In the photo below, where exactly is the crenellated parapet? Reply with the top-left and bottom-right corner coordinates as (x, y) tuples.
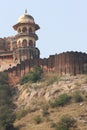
(4, 51), (87, 86)
(54, 51), (87, 75)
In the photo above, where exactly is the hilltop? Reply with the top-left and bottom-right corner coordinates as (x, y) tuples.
(13, 73), (87, 130)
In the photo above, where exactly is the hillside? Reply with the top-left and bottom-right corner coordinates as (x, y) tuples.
(13, 74), (87, 130)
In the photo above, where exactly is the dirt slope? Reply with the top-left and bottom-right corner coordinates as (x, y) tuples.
(13, 74), (87, 130)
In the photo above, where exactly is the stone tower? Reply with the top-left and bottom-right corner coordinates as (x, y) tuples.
(13, 11), (40, 64)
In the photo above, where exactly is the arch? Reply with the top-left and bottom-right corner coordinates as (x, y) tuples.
(29, 27), (33, 33)
(22, 39), (27, 47)
(22, 27), (27, 33)
(18, 28), (21, 33)
(18, 40), (21, 47)
(29, 40), (33, 47)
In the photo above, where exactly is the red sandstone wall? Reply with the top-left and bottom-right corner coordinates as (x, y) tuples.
(54, 52), (87, 75)
(4, 52), (87, 86)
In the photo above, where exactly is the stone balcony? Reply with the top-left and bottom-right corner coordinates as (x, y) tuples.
(15, 32), (38, 40)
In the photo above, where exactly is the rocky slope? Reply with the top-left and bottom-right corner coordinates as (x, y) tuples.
(13, 74), (87, 130)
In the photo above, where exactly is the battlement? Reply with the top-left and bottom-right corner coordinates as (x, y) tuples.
(4, 51), (87, 86)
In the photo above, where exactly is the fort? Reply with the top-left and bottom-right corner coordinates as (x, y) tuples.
(0, 11), (87, 86)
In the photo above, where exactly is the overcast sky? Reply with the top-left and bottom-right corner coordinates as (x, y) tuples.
(0, 0), (87, 58)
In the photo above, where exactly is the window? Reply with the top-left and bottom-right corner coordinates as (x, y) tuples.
(18, 28), (21, 33)
(29, 40), (33, 47)
(22, 39), (27, 47)
(29, 27), (32, 33)
(22, 27), (27, 33)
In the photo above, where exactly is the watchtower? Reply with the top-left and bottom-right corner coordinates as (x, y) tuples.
(13, 10), (40, 63)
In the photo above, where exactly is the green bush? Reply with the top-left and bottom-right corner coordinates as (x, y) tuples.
(0, 108), (15, 128)
(54, 115), (76, 130)
(0, 72), (8, 84)
(6, 124), (15, 130)
(16, 109), (29, 120)
(20, 66), (43, 85)
(73, 92), (83, 103)
(55, 123), (69, 130)
(20, 74), (28, 85)
(34, 115), (42, 124)
(50, 94), (70, 108)
(60, 115), (76, 128)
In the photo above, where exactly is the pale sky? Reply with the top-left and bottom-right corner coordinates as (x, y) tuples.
(0, 0), (87, 58)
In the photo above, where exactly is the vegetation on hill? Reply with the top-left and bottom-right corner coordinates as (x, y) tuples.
(20, 66), (43, 85)
(50, 93), (71, 108)
(0, 72), (16, 130)
(52, 115), (76, 130)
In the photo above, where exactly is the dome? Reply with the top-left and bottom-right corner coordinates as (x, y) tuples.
(17, 13), (34, 24)
(13, 12), (40, 30)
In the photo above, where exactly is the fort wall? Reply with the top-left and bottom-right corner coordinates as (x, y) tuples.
(4, 51), (87, 86)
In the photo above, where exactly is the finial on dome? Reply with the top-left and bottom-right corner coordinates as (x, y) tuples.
(25, 9), (27, 14)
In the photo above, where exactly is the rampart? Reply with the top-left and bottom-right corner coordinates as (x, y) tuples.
(4, 51), (87, 86)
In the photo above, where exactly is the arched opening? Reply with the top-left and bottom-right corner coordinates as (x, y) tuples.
(22, 27), (27, 33)
(18, 28), (21, 33)
(18, 40), (21, 47)
(29, 27), (33, 33)
(22, 39), (27, 47)
(29, 40), (33, 47)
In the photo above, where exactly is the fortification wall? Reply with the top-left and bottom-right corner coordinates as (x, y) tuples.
(4, 51), (87, 86)
(54, 52), (87, 75)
